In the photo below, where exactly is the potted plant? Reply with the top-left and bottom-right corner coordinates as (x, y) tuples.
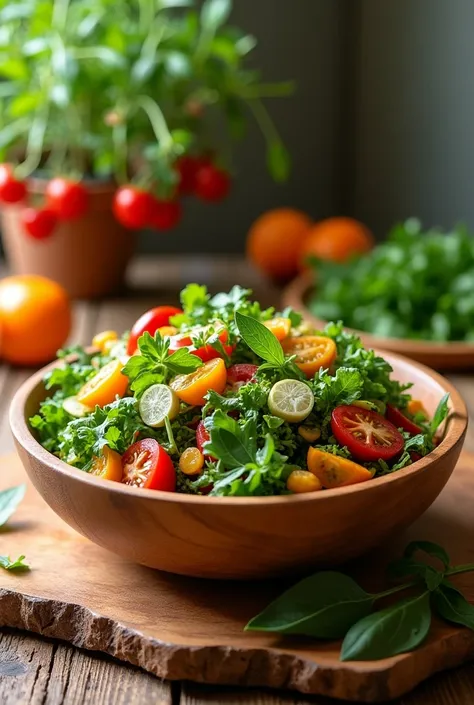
(0, 0), (292, 298)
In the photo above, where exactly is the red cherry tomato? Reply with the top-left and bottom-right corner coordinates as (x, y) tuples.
(46, 178), (88, 220)
(410, 452), (422, 463)
(227, 364), (258, 386)
(149, 198), (182, 231)
(121, 438), (175, 491)
(194, 164), (230, 202)
(386, 404), (423, 436)
(21, 207), (58, 240)
(331, 405), (404, 462)
(169, 323), (234, 361)
(196, 420), (217, 463)
(0, 164), (26, 204)
(175, 156), (203, 195)
(113, 186), (154, 229)
(127, 305), (183, 354)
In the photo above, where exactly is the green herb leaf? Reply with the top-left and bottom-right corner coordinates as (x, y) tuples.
(0, 555), (29, 571)
(388, 557), (443, 591)
(404, 540), (450, 570)
(204, 411), (255, 469)
(430, 393), (449, 436)
(340, 592), (431, 661)
(201, 0), (232, 31)
(235, 311), (285, 366)
(267, 140), (290, 182)
(0, 485), (26, 527)
(167, 347), (204, 375)
(246, 572), (374, 639)
(432, 582), (474, 630)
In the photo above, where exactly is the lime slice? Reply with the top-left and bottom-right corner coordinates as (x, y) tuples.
(139, 384), (180, 428)
(63, 396), (93, 418)
(268, 379), (314, 423)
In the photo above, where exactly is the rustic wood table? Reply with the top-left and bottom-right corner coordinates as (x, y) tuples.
(1, 256), (474, 705)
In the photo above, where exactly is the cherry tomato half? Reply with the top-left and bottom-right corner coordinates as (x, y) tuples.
(46, 178), (89, 220)
(169, 322), (233, 362)
(227, 364), (258, 386)
(194, 164), (230, 202)
(0, 164), (26, 204)
(21, 207), (57, 240)
(281, 335), (337, 378)
(170, 357), (227, 405)
(175, 155), (206, 195)
(386, 404), (422, 436)
(121, 438), (176, 491)
(127, 306), (183, 354)
(149, 198), (182, 231)
(113, 186), (154, 229)
(77, 358), (128, 408)
(90, 446), (123, 482)
(331, 405), (404, 462)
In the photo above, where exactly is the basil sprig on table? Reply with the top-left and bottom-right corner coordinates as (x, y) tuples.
(0, 484), (29, 572)
(246, 541), (474, 661)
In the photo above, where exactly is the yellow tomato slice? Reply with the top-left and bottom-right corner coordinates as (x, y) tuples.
(92, 330), (118, 352)
(90, 446), (123, 482)
(407, 399), (428, 419)
(77, 359), (128, 407)
(307, 447), (373, 488)
(264, 317), (291, 341)
(282, 335), (337, 377)
(170, 357), (227, 405)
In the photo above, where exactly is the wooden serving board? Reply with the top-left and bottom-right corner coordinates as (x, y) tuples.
(2, 453), (474, 703)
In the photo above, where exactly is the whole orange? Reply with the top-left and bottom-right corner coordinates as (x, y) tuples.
(300, 217), (373, 267)
(247, 208), (312, 280)
(0, 275), (71, 366)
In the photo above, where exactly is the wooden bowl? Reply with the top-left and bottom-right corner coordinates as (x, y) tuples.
(10, 355), (468, 580)
(283, 274), (474, 370)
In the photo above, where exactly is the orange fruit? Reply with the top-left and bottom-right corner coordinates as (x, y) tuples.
(299, 217), (373, 267)
(246, 208), (312, 280)
(0, 275), (71, 366)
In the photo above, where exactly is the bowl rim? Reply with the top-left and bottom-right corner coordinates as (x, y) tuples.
(284, 273), (474, 354)
(10, 350), (468, 506)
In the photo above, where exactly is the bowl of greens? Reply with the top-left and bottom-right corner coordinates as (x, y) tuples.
(10, 285), (467, 579)
(283, 219), (474, 369)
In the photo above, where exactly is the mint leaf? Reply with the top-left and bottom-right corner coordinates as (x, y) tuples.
(0, 485), (26, 527)
(235, 311), (284, 365)
(167, 347), (203, 375)
(430, 393), (449, 436)
(0, 554), (29, 571)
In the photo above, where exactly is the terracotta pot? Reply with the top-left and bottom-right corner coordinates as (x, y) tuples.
(0, 179), (136, 299)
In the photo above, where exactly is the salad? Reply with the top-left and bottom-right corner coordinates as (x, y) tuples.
(309, 219), (474, 342)
(30, 284), (449, 497)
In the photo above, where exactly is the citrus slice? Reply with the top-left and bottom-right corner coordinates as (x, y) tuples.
(63, 396), (93, 418)
(139, 383), (180, 428)
(268, 379), (314, 423)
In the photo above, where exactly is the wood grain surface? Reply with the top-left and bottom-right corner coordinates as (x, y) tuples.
(1, 256), (474, 704)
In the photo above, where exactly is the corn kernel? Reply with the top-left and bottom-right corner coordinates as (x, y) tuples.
(179, 447), (205, 476)
(158, 326), (178, 337)
(287, 470), (322, 493)
(298, 425), (321, 442)
(92, 330), (118, 352)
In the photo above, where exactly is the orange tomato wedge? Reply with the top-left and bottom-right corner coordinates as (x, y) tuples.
(307, 447), (373, 488)
(77, 359), (128, 407)
(170, 357), (227, 405)
(407, 399), (428, 419)
(90, 445), (123, 482)
(264, 317), (291, 341)
(281, 335), (337, 377)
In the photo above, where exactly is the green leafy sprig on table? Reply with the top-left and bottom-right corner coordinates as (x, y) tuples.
(0, 484), (29, 572)
(247, 540), (474, 661)
(122, 330), (203, 397)
(309, 219), (474, 342)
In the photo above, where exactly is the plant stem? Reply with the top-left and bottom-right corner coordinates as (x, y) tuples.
(113, 123), (128, 184)
(136, 95), (173, 149)
(446, 564), (474, 577)
(52, 0), (70, 31)
(246, 98), (282, 146)
(164, 416), (178, 456)
(373, 581), (417, 601)
(16, 112), (49, 179)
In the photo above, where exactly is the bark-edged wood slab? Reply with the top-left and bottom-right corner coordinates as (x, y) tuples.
(2, 452), (474, 703)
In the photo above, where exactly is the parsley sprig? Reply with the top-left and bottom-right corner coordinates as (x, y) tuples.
(122, 331), (203, 397)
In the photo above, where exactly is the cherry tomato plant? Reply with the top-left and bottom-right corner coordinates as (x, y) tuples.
(0, 0), (292, 234)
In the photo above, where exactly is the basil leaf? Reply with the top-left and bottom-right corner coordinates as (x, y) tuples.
(341, 592), (431, 661)
(0, 554), (29, 571)
(388, 558), (443, 591)
(404, 540), (450, 570)
(432, 582), (474, 629)
(0, 485), (26, 527)
(430, 393), (449, 436)
(235, 311), (285, 366)
(167, 347), (203, 374)
(246, 572), (373, 639)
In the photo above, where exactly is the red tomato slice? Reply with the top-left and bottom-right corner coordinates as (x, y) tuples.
(121, 438), (176, 491)
(169, 322), (234, 362)
(127, 306), (182, 354)
(331, 405), (404, 462)
(386, 404), (422, 436)
(227, 364), (258, 385)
